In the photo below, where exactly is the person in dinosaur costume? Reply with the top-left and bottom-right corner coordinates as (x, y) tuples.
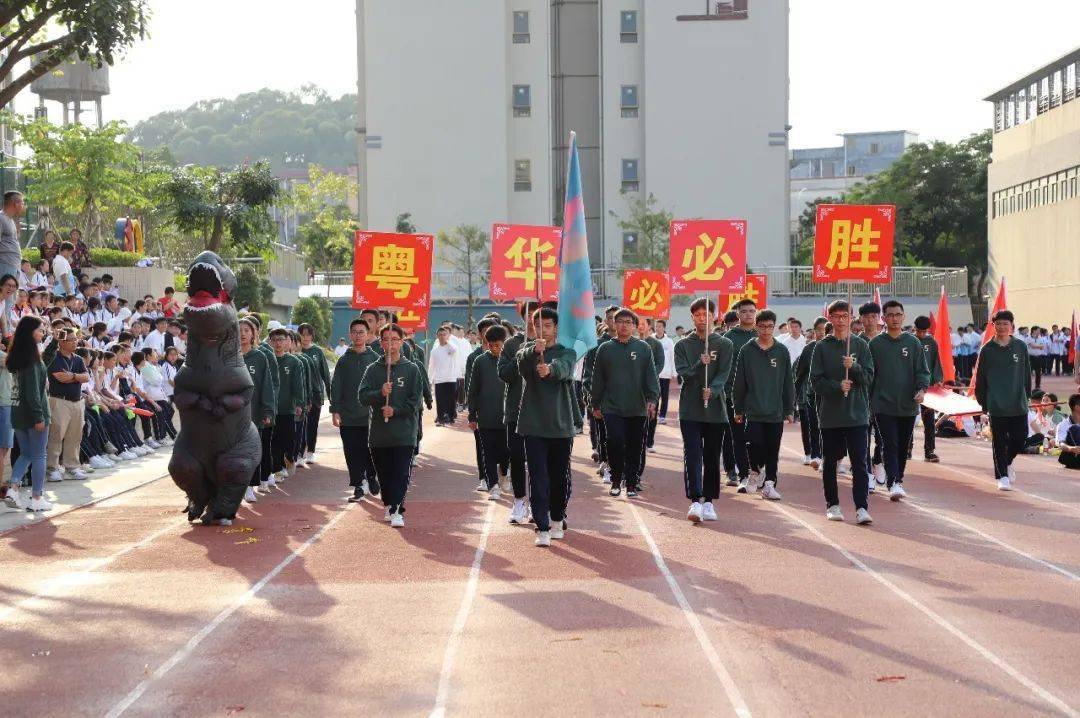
(169, 251), (261, 526)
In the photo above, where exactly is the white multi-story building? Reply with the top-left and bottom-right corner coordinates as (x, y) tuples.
(355, 0), (790, 269)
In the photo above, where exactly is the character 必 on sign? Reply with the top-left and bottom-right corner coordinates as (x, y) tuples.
(669, 220), (748, 295)
(622, 270), (671, 319)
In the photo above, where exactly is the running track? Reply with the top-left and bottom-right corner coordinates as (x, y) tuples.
(2, 399), (1078, 717)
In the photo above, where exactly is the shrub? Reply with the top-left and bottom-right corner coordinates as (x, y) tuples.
(291, 296), (332, 346)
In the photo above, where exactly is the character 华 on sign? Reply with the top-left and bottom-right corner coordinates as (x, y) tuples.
(490, 224), (562, 302)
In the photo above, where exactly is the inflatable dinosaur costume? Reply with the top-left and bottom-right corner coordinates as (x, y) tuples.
(169, 251), (261, 525)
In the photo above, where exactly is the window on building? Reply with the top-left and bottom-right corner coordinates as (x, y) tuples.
(1017, 88), (1027, 124)
(514, 159), (532, 191)
(513, 11), (530, 43)
(823, 161), (836, 178)
(869, 142), (879, 155)
(621, 85), (639, 117)
(621, 159), (639, 191)
(994, 100), (1004, 132)
(1029, 82), (1039, 119)
(621, 10), (638, 42)
(1067, 64), (1077, 103)
(1025, 189), (1032, 209)
(1005, 95), (1015, 128)
(847, 164), (856, 177)
(1039, 77), (1050, 114)
(623, 232), (639, 255)
(1072, 177), (1078, 197)
(1052, 69), (1063, 108)
(1010, 195), (1016, 213)
(513, 84), (531, 117)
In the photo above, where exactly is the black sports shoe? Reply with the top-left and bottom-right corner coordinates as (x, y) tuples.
(348, 486), (365, 503)
(626, 487), (639, 498)
(924, 454), (940, 463)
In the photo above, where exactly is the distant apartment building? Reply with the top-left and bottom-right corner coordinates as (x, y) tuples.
(985, 46), (1080, 325)
(789, 130), (918, 260)
(355, 0), (790, 269)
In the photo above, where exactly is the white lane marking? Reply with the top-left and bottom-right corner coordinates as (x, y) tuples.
(105, 504), (353, 718)
(0, 517), (187, 622)
(769, 503), (1079, 718)
(429, 500), (496, 718)
(938, 461), (1080, 518)
(626, 501), (753, 718)
(904, 499), (1080, 583)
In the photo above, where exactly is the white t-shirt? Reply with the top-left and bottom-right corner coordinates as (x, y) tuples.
(657, 334), (676, 379)
(51, 254), (74, 293)
(779, 333), (807, 366)
(334, 344), (348, 357)
(1056, 417), (1077, 444)
(428, 342), (459, 384)
(144, 329), (167, 355)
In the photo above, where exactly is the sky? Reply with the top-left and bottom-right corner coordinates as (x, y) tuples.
(12, 0), (1080, 150)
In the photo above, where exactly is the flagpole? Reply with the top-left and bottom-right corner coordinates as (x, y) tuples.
(844, 285), (853, 398)
(384, 317), (391, 423)
(535, 250), (545, 373)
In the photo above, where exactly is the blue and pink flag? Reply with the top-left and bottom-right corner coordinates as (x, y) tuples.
(557, 131), (598, 359)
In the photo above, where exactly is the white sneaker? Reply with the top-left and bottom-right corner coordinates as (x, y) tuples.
(244, 487), (259, 503)
(119, 450), (138, 460)
(602, 467), (612, 485)
(384, 507), (392, 522)
(535, 531), (551, 547)
(509, 499), (527, 524)
(47, 469), (64, 483)
(147, 439), (161, 449)
(873, 464), (887, 486)
(67, 468), (90, 480)
(838, 463), (851, 477)
(259, 480), (271, 492)
(658, 417), (666, 425)
(497, 466), (511, 493)
(736, 477), (749, 494)
(304, 452), (314, 463)
(687, 501), (703, 523)
(868, 482), (876, 494)
(88, 455), (110, 469)
(390, 511), (405, 528)
(160, 438), (174, 447)
(646, 446), (657, 453)
(361, 479), (371, 495)
(810, 457), (821, 470)
(81, 463), (95, 473)
(266, 475), (278, 488)
(134, 445), (150, 456)
(295, 457), (307, 469)
(476, 479), (487, 492)
(29, 496), (53, 512)
(889, 483), (906, 501)
(803, 455), (812, 465)
(549, 522), (565, 540)
(856, 508), (873, 525)
(997, 476), (1012, 491)
(826, 505), (844, 521)
(1007, 465), (1016, 482)
(761, 480), (782, 501)
(488, 485), (501, 501)
(702, 501), (718, 521)
(4, 487), (26, 510)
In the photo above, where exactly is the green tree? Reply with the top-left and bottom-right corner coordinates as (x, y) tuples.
(844, 131), (992, 298)
(8, 116), (161, 243)
(289, 165), (356, 274)
(792, 195), (842, 265)
(609, 191), (673, 270)
(291, 296), (332, 345)
(0, 1), (149, 109)
(395, 212), (416, 234)
(436, 223), (489, 327)
(159, 161), (280, 255)
(233, 265), (275, 313)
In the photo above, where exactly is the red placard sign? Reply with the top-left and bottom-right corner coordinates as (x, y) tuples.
(397, 306), (430, 331)
(490, 223), (563, 302)
(720, 273), (768, 313)
(669, 219), (748, 295)
(813, 204), (895, 284)
(622, 270), (671, 320)
(352, 231), (434, 309)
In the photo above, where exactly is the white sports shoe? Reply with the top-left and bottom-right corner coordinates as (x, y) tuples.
(67, 468), (90, 480)
(390, 512), (405, 528)
(4, 487), (27, 510)
(826, 505), (844, 521)
(509, 499), (527, 524)
(244, 486), (259, 503)
(889, 483), (906, 501)
(147, 439), (161, 449)
(476, 479), (487, 492)
(647, 446), (656, 453)
(838, 463), (852, 476)
(549, 522), (565, 540)
(160, 438), (174, 447)
(658, 417), (666, 425)
(535, 531), (551, 547)
(856, 508), (873, 525)
(80, 463), (95, 473)
(803, 455), (812, 465)
(47, 469), (64, 483)
(29, 496), (54, 512)
(702, 502), (718, 521)
(997, 476), (1012, 491)
(384, 507), (392, 522)
(259, 480), (271, 492)
(868, 482), (876, 494)
(810, 457), (821, 470)
(687, 501), (703, 523)
(873, 465), (887, 486)
(119, 450), (138, 461)
(736, 477), (749, 494)
(266, 475), (278, 488)
(602, 467), (612, 484)
(361, 479), (370, 495)
(1007, 465), (1016, 482)
(89, 455), (111, 469)
(761, 480), (782, 501)
(488, 485), (501, 501)
(304, 452), (315, 463)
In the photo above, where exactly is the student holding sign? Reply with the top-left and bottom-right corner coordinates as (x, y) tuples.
(810, 300), (876, 525)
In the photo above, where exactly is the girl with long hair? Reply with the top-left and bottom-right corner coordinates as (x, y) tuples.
(6, 315), (55, 511)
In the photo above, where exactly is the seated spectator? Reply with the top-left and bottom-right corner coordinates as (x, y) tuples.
(1024, 390), (1053, 453)
(38, 229), (60, 264)
(17, 259), (31, 290)
(159, 287), (180, 318)
(51, 242), (77, 297)
(99, 274), (118, 301)
(1055, 394), (1080, 469)
(30, 259), (50, 290)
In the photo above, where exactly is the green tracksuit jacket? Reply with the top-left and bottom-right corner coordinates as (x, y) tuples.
(359, 356), (422, 447)
(515, 341), (578, 439)
(733, 340), (795, 423)
(467, 351), (506, 429)
(590, 337), (660, 417)
(868, 332), (931, 417)
(329, 347), (380, 426)
(674, 332), (733, 424)
(810, 334), (875, 429)
(974, 337), (1031, 417)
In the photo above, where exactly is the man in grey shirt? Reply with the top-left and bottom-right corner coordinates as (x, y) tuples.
(0, 191), (25, 321)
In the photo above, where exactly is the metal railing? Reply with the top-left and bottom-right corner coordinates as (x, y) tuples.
(309, 265), (968, 301)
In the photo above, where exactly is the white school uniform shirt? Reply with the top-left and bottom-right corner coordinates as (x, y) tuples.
(141, 363), (167, 401)
(144, 329), (166, 355)
(334, 344), (348, 357)
(30, 271), (49, 289)
(574, 356), (584, 381)
(779, 333), (807, 366)
(160, 362), (178, 397)
(658, 335), (676, 379)
(1029, 336), (1048, 357)
(450, 335), (470, 378)
(1056, 417), (1077, 444)
(428, 342), (459, 384)
(965, 332), (982, 354)
(1052, 332), (1066, 355)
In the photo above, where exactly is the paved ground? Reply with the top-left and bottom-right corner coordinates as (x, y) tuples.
(2, 384), (1079, 717)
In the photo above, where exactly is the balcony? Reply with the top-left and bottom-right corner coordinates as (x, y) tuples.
(677, 0), (749, 22)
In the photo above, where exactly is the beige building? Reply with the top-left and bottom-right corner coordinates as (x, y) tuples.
(986, 47), (1080, 326)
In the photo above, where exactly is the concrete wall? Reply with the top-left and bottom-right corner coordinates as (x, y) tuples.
(988, 97), (1080, 326)
(509, 0), (554, 227)
(100, 267), (176, 303)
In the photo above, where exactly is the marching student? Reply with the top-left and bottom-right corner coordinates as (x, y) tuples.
(723, 299), (758, 491)
(868, 301), (930, 501)
(429, 325), (459, 425)
(331, 317), (382, 502)
(733, 309), (794, 501)
(359, 324), (423, 527)
(590, 308), (659, 498)
(468, 323), (510, 501)
(858, 301), (886, 491)
(498, 302), (537, 524)
(269, 326), (304, 481)
(810, 300), (876, 524)
(292, 331), (315, 469)
(674, 298), (733, 522)
(913, 315), (943, 462)
(582, 306), (616, 482)
(795, 317), (827, 468)
(637, 317), (666, 460)
(974, 310), (1032, 491)
(516, 307), (578, 547)
(655, 319), (676, 425)
(404, 326), (433, 465)
(466, 318), (497, 491)
(248, 315), (279, 488)
(240, 318), (274, 504)
(298, 323), (332, 464)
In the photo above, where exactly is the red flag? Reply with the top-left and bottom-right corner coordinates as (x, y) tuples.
(968, 277), (1007, 395)
(934, 286), (956, 383)
(872, 287), (882, 307)
(928, 311), (937, 335)
(1069, 310), (1077, 365)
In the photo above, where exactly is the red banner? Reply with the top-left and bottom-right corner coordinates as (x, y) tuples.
(352, 231), (434, 310)
(622, 270), (671, 320)
(719, 273), (768, 313)
(812, 204), (895, 284)
(669, 219), (748, 295)
(490, 224), (562, 302)
(397, 306), (430, 331)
